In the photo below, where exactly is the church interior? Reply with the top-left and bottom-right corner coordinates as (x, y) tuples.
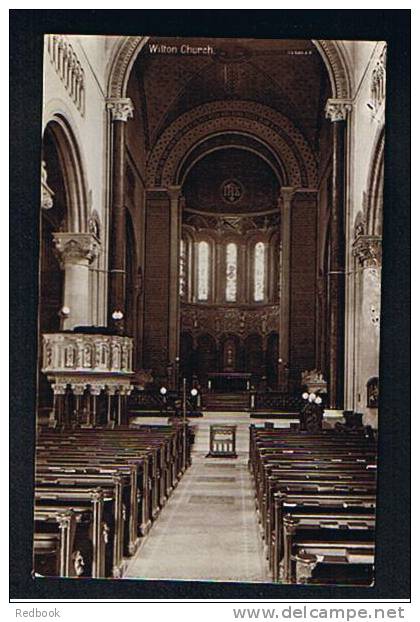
(35, 35), (385, 585)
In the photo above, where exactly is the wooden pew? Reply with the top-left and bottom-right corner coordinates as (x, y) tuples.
(35, 471), (131, 576)
(34, 507), (78, 577)
(33, 423), (194, 578)
(248, 424), (377, 585)
(34, 487), (108, 577)
(281, 512), (375, 584)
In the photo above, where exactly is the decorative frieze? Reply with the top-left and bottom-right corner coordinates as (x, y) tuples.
(353, 235), (382, 268)
(183, 210), (280, 235)
(106, 98), (134, 122)
(42, 332), (134, 375)
(325, 98), (352, 122)
(53, 232), (100, 267)
(41, 161), (54, 210)
(46, 35), (85, 115)
(181, 303), (279, 340)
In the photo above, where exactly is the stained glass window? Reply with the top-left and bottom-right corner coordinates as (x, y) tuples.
(179, 238), (187, 299)
(254, 241), (265, 302)
(197, 241), (210, 301)
(225, 242), (238, 302)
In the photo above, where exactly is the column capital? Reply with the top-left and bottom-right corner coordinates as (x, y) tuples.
(353, 234), (382, 267)
(51, 382), (67, 396)
(53, 232), (100, 267)
(71, 383), (87, 396)
(167, 185), (183, 201)
(106, 97), (134, 122)
(279, 186), (296, 205)
(325, 98), (352, 122)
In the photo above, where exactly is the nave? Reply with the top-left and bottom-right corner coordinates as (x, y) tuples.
(34, 35), (384, 589)
(33, 410), (377, 586)
(125, 414), (273, 583)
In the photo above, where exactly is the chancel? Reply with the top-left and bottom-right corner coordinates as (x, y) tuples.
(34, 35), (385, 584)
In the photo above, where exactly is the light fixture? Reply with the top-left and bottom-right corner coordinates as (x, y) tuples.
(112, 310), (124, 320)
(309, 393), (316, 402)
(190, 388), (198, 397)
(315, 396), (322, 405)
(160, 386), (167, 395)
(60, 306), (70, 317)
(302, 392), (309, 400)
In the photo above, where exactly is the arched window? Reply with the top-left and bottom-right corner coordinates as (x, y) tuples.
(197, 241), (210, 301)
(254, 241), (266, 302)
(179, 238), (187, 300)
(225, 242), (238, 302)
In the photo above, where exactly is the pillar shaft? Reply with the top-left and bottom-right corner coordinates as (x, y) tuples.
(278, 187), (294, 390)
(106, 98), (134, 330)
(168, 187), (182, 373)
(325, 99), (351, 409)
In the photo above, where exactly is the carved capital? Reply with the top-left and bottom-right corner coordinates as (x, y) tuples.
(53, 232), (100, 267)
(106, 97), (134, 122)
(88, 385), (104, 396)
(167, 185), (183, 202)
(105, 384), (120, 396)
(71, 383), (86, 396)
(353, 235), (382, 267)
(51, 382), (67, 396)
(41, 161), (54, 210)
(279, 186), (296, 206)
(325, 98), (352, 122)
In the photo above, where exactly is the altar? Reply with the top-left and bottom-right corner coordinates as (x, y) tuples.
(206, 372), (252, 392)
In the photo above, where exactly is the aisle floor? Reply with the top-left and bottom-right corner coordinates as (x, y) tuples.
(125, 413), (289, 582)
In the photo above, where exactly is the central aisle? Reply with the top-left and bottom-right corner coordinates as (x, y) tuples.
(125, 413), (281, 583)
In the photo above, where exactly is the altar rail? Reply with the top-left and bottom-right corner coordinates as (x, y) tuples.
(249, 391), (303, 413)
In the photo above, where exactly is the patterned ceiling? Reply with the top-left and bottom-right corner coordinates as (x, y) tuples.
(130, 38), (330, 153)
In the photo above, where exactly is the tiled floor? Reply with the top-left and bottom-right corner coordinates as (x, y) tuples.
(125, 413), (290, 583)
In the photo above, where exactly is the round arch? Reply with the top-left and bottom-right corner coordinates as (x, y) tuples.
(177, 136), (286, 186)
(107, 37), (352, 101)
(366, 128), (385, 236)
(145, 101), (317, 188)
(42, 114), (88, 232)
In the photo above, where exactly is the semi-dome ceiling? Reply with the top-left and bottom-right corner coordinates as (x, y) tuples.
(129, 37), (331, 152)
(183, 148), (280, 215)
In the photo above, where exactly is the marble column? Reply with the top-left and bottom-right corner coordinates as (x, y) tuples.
(325, 99), (352, 409)
(278, 187), (295, 390)
(106, 98), (134, 332)
(53, 232), (100, 330)
(167, 186), (182, 386)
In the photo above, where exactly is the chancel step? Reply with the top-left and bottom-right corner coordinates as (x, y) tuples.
(204, 392), (249, 412)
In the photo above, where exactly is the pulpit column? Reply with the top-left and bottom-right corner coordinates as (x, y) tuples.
(106, 98), (134, 333)
(167, 186), (182, 387)
(325, 99), (352, 409)
(53, 232), (100, 330)
(278, 187), (295, 390)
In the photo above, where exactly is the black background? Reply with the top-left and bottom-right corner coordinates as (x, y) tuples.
(9, 9), (411, 600)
